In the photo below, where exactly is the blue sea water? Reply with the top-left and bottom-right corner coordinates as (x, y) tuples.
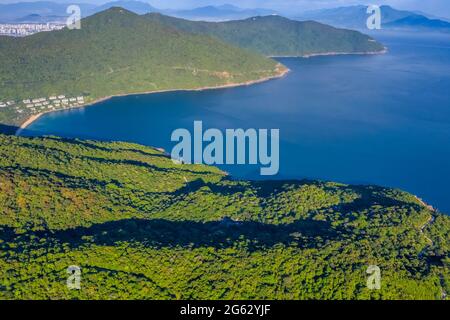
(22, 31), (450, 213)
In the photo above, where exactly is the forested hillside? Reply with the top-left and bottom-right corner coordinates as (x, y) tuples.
(0, 7), (284, 127)
(0, 135), (448, 299)
(145, 13), (385, 57)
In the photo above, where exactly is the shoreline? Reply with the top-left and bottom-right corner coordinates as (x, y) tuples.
(270, 47), (388, 58)
(16, 113), (44, 136)
(15, 66), (290, 135)
(14, 48), (386, 134)
(415, 195), (436, 212)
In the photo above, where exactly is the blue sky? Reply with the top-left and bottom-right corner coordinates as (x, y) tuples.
(0, 0), (449, 19)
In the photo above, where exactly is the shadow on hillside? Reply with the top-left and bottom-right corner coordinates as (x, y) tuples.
(42, 136), (170, 158)
(1, 217), (346, 253)
(170, 177), (424, 212)
(16, 137), (220, 176)
(0, 124), (19, 135)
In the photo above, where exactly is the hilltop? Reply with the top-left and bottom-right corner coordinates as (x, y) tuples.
(0, 7), (285, 127)
(145, 13), (385, 57)
(0, 134), (448, 299)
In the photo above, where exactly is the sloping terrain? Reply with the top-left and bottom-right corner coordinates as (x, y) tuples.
(146, 13), (385, 57)
(0, 135), (448, 299)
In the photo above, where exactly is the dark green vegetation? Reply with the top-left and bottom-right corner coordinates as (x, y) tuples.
(0, 7), (284, 126)
(146, 13), (385, 57)
(0, 134), (448, 299)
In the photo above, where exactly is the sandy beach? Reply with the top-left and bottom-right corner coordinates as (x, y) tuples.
(15, 113), (43, 136)
(15, 66), (290, 135)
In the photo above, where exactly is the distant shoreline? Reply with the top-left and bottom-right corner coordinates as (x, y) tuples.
(269, 47), (388, 58)
(16, 66), (290, 135)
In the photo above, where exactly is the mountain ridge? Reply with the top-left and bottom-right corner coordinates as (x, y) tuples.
(166, 4), (278, 22)
(384, 14), (450, 31)
(0, 1), (278, 23)
(295, 5), (450, 32)
(145, 13), (385, 57)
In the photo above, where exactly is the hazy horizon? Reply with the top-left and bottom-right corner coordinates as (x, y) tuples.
(0, 0), (449, 19)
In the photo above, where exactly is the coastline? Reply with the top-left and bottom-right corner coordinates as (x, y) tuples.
(15, 48), (387, 134)
(15, 66), (290, 135)
(16, 113), (43, 135)
(270, 47), (388, 58)
(415, 195), (436, 212)
(14, 48), (386, 134)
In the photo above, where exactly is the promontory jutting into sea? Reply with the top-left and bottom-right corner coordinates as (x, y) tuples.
(22, 32), (450, 214)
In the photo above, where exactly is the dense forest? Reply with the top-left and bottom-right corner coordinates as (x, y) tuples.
(0, 134), (448, 299)
(146, 13), (385, 57)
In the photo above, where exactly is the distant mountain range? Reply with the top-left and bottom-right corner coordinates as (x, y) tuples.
(15, 13), (64, 23)
(91, 0), (157, 16)
(295, 5), (450, 32)
(165, 4), (278, 21)
(0, 1), (277, 23)
(384, 14), (450, 31)
(0, 1), (95, 23)
(3, 2), (448, 32)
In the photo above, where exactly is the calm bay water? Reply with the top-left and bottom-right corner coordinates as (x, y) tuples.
(22, 32), (450, 213)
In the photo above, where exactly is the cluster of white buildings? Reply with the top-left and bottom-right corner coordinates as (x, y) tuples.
(0, 23), (65, 37)
(0, 95), (85, 115)
(0, 100), (16, 108)
(23, 95), (85, 112)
